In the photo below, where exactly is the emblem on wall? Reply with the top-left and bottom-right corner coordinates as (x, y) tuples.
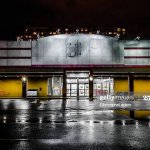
(67, 41), (82, 57)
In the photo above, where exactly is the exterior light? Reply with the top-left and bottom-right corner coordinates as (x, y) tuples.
(113, 32), (117, 35)
(117, 28), (121, 32)
(17, 36), (21, 41)
(56, 29), (61, 34)
(33, 32), (36, 35)
(89, 76), (93, 81)
(37, 33), (40, 38)
(122, 28), (126, 32)
(115, 34), (120, 39)
(76, 29), (79, 34)
(22, 77), (27, 82)
(96, 30), (100, 34)
(65, 28), (68, 32)
(85, 29), (88, 32)
(134, 36), (140, 40)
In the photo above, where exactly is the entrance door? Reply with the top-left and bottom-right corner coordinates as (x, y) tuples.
(67, 78), (89, 98)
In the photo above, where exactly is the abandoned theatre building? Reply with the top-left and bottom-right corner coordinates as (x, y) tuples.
(0, 31), (150, 99)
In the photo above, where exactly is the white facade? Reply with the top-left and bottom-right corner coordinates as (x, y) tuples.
(0, 34), (150, 66)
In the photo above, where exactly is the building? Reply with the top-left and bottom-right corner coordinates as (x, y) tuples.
(0, 30), (150, 100)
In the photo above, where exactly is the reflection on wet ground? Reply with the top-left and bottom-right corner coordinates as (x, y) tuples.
(0, 99), (150, 150)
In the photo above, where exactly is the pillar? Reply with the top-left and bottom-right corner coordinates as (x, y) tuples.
(89, 69), (93, 101)
(63, 70), (67, 101)
(128, 74), (134, 118)
(22, 77), (27, 98)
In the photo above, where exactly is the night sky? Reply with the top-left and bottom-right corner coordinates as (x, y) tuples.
(0, 0), (150, 40)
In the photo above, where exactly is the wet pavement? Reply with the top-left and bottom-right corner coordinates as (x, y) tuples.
(0, 99), (150, 150)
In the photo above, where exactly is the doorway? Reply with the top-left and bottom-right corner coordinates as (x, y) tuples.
(67, 78), (89, 98)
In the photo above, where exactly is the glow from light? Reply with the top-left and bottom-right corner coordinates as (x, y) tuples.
(100, 121), (103, 125)
(21, 119), (26, 123)
(89, 76), (93, 81)
(122, 120), (125, 126)
(135, 120), (139, 128)
(109, 121), (114, 126)
(33, 32), (37, 35)
(22, 77), (27, 82)
(39, 118), (42, 123)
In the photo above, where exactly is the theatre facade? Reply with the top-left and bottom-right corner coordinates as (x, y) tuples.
(0, 33), (150, 99)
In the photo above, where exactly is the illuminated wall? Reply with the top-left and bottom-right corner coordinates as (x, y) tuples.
(27, 78), (48, 97)
(114, 78), (129, 94)
(32, 34), (123, 66)
(134, 79), (150, 92)
(0, 35), (150, 66)
(0, 78), (22, 98)
(119, 40), (150, 65)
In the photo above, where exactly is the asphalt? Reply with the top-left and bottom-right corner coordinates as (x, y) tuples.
(0, 99), (150, 150)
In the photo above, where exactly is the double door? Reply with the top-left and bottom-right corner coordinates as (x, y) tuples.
(67, 78), (89, 97)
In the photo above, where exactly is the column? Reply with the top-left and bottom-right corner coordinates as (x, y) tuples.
(22, 76), (27, 98)
(128, 74), (134, 118)
(89, 69), (93, 101)
(63, 70), (67, 101)
(128, 74), (134, 93)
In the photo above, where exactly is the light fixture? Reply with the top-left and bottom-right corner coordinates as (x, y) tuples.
(56, 29), (61, 34)
(37, 33), (40, 39)
(115, 34), (120, 39)
(76, 29), (79, 34)
(33, 32), (37, 35)
(96, 30), (100, 34)
(89, 76), (93, 81)
(134, 36), (140, 40)
(85, 29), (88, 32)
(22, 76), (27, 82)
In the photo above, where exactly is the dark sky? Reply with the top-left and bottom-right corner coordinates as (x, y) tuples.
(0, 0), (150, 40)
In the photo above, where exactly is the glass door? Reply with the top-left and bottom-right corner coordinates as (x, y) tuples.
(67, 78), (89, 98)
